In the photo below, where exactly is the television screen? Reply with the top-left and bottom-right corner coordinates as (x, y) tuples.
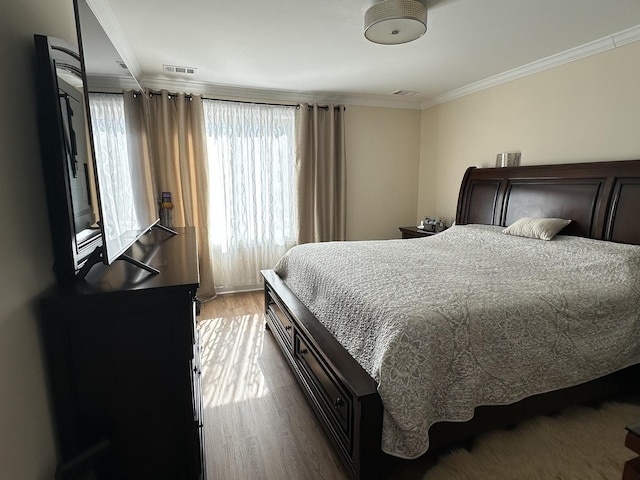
(74, 0), (159, 266)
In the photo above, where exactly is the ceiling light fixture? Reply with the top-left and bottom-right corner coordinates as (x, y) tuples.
(364, 0), (427, 45)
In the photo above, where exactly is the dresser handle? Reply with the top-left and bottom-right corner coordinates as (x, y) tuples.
(300, 348), (308, 355)
(334, 398), (343, 409)
(285, 325), (292, 331)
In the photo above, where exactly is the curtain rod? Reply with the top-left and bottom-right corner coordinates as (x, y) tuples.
(90, 89), (345, 111)
(145, 88), (344, 110)
(146, 89), (295, 108)
(89, 90), (143, 97)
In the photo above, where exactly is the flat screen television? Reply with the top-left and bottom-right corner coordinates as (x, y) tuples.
(35, 0), (163, 283)
(34, 34), (103, 283)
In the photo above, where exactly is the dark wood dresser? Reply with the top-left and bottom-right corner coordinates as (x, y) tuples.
(40, 227), (205, 480)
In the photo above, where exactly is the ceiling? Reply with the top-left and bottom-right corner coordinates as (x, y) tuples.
(88, 0), (640, 109)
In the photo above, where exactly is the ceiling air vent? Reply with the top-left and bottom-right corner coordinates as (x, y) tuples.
(391, 90), (418, 96)
(116, 61), (129, 70)
(162, 64), (198, 75)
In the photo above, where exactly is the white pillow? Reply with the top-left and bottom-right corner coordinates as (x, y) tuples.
(502, 217), (571, 241)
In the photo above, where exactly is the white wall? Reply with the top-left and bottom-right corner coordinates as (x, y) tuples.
(418, 40), (640, 223)
(0, 0), (77, 477)
(345, 105), (421, 240)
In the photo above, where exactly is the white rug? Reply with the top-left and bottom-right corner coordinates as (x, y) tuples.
(423, 402), (640, 480)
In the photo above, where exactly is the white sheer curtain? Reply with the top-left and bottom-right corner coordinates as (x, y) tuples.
(202, 100), (296, 292)
(88, 93), (139, 240)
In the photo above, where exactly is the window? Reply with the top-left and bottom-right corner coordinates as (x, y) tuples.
(202, 100), (296, 291)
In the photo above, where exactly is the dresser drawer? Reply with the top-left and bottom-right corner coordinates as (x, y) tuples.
(294, 333), (352, 447)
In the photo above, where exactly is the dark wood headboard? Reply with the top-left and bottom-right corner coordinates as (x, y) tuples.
(455, 159), (640, 245)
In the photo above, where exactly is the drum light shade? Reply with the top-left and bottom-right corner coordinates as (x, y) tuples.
(364, 0), (428, 45)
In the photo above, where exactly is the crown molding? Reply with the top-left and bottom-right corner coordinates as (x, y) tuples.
(421, 24), (640, 109)
(613, 24), (640, 47)
(140, 77), (425, 110)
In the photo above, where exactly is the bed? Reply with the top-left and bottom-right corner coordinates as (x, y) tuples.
(261, 159), (640, 479)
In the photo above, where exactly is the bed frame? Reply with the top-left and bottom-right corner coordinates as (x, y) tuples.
(261, 159), (640, 479)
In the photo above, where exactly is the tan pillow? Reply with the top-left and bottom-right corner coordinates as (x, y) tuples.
(502, 217), (571, 241)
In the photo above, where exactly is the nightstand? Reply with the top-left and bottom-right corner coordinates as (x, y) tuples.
(399, 226), (437, 239)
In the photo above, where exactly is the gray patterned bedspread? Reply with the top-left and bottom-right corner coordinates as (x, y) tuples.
(273, 225), (640, 458)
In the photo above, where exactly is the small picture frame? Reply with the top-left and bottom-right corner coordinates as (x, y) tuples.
(496, 152), (521, 168)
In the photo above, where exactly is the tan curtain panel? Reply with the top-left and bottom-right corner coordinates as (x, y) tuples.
(147, 90), (216, 300)
(295, 103), (347, 244)
(122, 91), (157, 225)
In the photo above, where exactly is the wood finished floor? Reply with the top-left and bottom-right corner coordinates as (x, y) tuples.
(197, 291), (435, 480)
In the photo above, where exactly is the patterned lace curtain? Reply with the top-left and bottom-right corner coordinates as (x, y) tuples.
(88, 92), (139, 240)
(202, 100), (297, 292)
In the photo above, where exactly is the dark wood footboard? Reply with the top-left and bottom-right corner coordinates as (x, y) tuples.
(261, 269), (383, 480)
